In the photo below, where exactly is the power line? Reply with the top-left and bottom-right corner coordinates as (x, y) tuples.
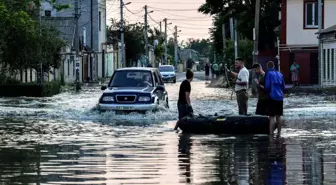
(148, 6), (198, 11)
(151, 9), (211, 19)
(127, 1), (203, 5)
(148, 14), (160, 25)
(124, 6), (143, 14)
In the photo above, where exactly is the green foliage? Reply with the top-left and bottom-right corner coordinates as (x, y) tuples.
(185, 38), (212, 57)
(198, 0), (281, 54)
(0, 0), (67, 79)
(108, 19), (145, 66)
(0, 80), (62, 97)
(224, 39), (253, 68)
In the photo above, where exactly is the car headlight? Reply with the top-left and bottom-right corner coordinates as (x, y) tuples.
(102, 96), (114, 102)
(138, 96), (151, 101)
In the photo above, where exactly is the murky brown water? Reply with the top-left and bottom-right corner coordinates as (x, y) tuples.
(0, 74), (335, 184)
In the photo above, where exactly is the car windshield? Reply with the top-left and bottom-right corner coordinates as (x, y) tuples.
(109, 70), (154, 87)
(159, 66), (174, 72)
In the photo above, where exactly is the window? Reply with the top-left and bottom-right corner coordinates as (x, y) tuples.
(45, 10), (51, 17)
(327, 49), (330, 80)
(109, 71), (153, 87)
(154, 72), (163, 85)
(159, 65), (174, 72)
(304, 1), (319, 28)
(99, 11), (101, 31)
(70, 56), (75, 76)
(322, 49), (326, 79)
(67, 59), (70, 76)
(331, 49), (334, 81)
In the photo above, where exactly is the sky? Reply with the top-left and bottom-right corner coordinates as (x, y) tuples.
(106, 0), (213, 44)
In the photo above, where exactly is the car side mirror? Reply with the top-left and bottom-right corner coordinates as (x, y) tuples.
(101, 85), (107, 91)
(156, 85), (165, 91)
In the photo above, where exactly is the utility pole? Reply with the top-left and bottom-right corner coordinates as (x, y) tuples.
(252, 0), (260, 96)
(234, 18), (238, 59)
(222, 24), (226, 60)
(318, 0), (322, 88)
(90, 0), (93, 79)
(164, 18), (168, 64)
(253, 0), (260, 64)
(174, 25), (178, 69)
(144, 5), (149, 65)
(120, 0), (125, 67)
(75, 0), (81, 91)
(160, 21), (162, 33)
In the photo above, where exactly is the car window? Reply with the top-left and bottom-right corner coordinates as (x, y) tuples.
(159, 66), (174, 72)
(155, 71), (164, 85)
(153, 72), (159, 86)
(109, 71), (153, 87)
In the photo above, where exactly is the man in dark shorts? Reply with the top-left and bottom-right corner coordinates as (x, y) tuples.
(252, 63), (268, 115)
(174, 69), (194, 130)
(265, 61), (285, 137)
(177, 69), (194, 119)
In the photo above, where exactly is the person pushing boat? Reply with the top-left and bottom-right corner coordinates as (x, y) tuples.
(174, 69), (194, 130)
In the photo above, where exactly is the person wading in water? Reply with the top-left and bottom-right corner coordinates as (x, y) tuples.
(253, 63), (268, 115)
(265, 61), (285, 137)
(205, 63), (210, 84)
(174, 69), (194, 130)
(227, 57), (250, 115)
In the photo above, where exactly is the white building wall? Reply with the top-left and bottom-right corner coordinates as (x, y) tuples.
(286, 0), (336, 46)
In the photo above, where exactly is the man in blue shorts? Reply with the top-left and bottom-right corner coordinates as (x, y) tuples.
(265, 61), (285, 137)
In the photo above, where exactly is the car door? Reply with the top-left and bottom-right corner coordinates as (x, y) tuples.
(153, 71), (165, 101)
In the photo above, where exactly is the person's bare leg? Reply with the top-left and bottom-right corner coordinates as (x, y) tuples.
(276, 116), (282, 137)
(269, 116), (276, 136)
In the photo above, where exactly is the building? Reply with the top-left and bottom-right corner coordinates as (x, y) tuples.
(41, 0), (108, 82)
(280, 0), (336, 85)
(317, 24), (336, 87)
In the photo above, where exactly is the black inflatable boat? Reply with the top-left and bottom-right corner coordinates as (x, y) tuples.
(176, 114), (270, 135)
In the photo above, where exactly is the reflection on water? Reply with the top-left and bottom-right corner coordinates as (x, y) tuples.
(0, 118), (336, 184)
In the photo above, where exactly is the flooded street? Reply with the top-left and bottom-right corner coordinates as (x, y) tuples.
(0, 73), (336, 184)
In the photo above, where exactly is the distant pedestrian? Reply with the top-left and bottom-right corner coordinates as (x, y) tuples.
(227, 57), (249, 115)
(205, 63), (210, 82)
(290, 61), (300, 87)
(212, 63), (218, 79)
(265, 61), (285, 137)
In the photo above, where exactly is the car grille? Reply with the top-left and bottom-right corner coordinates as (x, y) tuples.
(116, 95), (136, 103)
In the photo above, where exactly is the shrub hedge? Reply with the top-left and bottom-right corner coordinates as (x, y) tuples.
(0, 80), (62, 97)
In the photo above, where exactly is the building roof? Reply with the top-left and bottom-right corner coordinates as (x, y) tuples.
(41, 17), (76, 47)
(315, 24), (336, 35)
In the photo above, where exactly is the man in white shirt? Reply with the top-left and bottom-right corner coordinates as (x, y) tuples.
(227, 57), (249, 115)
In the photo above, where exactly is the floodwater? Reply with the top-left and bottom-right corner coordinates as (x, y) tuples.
(0, 74), (335, 184)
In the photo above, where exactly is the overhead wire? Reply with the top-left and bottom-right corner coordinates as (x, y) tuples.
(147, 6), (198, 11)
(124, 6), (143, 15)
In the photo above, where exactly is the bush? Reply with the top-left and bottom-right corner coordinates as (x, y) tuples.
(0, 80), (62, 97)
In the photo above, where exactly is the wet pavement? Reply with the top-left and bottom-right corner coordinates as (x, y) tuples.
(0, 73), (335, 184)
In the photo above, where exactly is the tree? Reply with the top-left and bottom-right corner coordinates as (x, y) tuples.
(0, 0), (68, 83)
(198, 0), (281, 53)
(108, 19), (145, 66)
